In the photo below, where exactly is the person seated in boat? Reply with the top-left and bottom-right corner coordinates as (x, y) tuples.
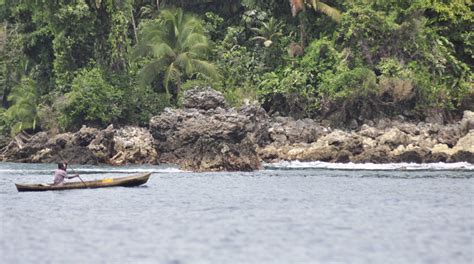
(53, 162), (79, 185)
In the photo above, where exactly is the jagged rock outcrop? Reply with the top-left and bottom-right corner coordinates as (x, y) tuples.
(268, 117), (329, 144)
(1, 92), (472, 168)
(110, 126), (158, 165)
(2, 125), (116, 165)
(1, 130), (99, 164)
(259, 110), (474, 164)
(149, 88), (267, 171)
(432, 131), (474, 163)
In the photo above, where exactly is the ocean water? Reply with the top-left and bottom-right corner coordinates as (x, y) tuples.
(0, 162), (473, 264)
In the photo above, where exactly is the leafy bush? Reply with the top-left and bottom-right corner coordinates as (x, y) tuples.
(258, 67), (316, 118)
(36, 99), (66, 135)
(203, 12), (225, 41)
(301, 38), (342, 85)
(318, 67), (378, 123)
(337, 3), (472, 115)
(376, 58), (409, 78)
(213, 43), (266, 104)
(377, 58), (415, 105)
(124, 85), (171, 125)
(60, 68), (122, 130)
(338, 5), (396, 67)
(320, 67), (377, 100)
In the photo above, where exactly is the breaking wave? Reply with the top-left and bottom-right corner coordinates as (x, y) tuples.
(264, 160), (474, 171)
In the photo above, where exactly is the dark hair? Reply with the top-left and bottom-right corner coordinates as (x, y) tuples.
(57, 163), (65, 170)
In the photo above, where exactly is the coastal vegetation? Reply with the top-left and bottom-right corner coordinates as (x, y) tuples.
(0, 0), (472, 138)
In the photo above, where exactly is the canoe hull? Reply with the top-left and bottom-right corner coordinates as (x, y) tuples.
(15, 173), (151, 192)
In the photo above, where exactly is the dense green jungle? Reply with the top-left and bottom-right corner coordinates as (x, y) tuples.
(0, 0), (472, 144)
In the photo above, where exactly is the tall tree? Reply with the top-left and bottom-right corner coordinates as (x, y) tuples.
(135, 8), (217, 102)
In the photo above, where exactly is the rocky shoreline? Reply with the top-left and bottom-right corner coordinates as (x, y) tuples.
(1, 88), (473, 171)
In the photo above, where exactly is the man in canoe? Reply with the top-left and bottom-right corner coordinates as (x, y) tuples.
(53, 162), (79, 185)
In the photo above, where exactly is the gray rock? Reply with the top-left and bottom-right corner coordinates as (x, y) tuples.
(238, 103), (270, 146)
(296, 146), (337, 162)
(268, 117), (328, 145)
(449, 151), (474, 163)
(334, 150), (352, 163)
(74, 126), (99, 146)
(111, 126), (157, 165)
(183, 87), (228, 110)
(395, 148), (429, 163)
(424, 108), (445, 124)
(378, 127), (409, 148)
(395, 122), (420, 135)
(425, 152), (449, 163)
(0, 126), (117, 165)
(149, 89), (264, 171)
(376, 118), (392, 130)
(359, 124), (380, 138)
(460, 110), (474, 135)
(2, 132), (50, 162)
(88, 124), (115, 163)
(436, 125), (461, 147)
(349, 119), (359, 130)
(351, 146), (393, 163)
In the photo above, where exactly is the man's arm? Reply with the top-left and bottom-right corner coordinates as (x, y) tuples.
(66, 174), (79, 179)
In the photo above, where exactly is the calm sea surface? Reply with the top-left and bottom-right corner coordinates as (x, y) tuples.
(0, 162), (473, 264)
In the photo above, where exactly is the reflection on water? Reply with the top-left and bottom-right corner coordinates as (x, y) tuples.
(0, 162), (473, 264)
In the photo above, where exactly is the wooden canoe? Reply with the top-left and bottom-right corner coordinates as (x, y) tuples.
(15, 172), (151, 192)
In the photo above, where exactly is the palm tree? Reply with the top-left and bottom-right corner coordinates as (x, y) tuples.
(4, 77), (38, 136)
(134, 8), (218, 102)
(250, 17), (283, 48)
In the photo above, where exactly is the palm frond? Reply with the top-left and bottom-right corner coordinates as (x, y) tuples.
(132, 42), (152, 59)
(310, 0), (342, 23)
(138, 60), (166, 85)
(192, 59), (219, 80)
(151, 42), (175, 60)
(250, 27), (263, 35)
(179, 19), (205, 45)
(175, 52), (193, 74)
(250, 36), (268, 42)
(188, 43), (210, 56)
(182, 32), (208, 51)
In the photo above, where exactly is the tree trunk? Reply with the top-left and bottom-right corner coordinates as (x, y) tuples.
(299, 14), (306, 52)
(131, 9), (138, 44)
(299, 22), (306, 50)
(2, 22), (11, 108)
(172, 77), (182, 104)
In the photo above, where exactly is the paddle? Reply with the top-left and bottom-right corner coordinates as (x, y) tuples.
(57, 153), (88, 188)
